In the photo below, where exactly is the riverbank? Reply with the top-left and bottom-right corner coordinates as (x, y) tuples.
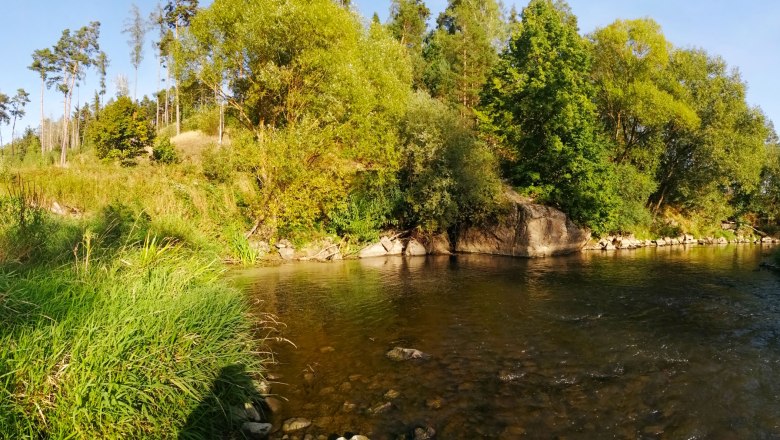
(0, 191), (271, 439)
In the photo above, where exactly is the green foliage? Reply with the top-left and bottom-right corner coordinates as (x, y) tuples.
(201, 145), (233, 183)
(328, 180), (401, 242)
(652, 48), (768, 218)
(387, 0), (431, 88)
(90, 96), (155, 161)
(0, 238), (266, 439)
(480, 0), (617, 232)
(152, 136), (180, 165)
(183, 105), (221, 135)
(401, 92), (502, 231)
(0, 181), (50, 263)
(424, 0), (506, 110)
(590, 18), (698, 170)
(181, 0), (413, 237)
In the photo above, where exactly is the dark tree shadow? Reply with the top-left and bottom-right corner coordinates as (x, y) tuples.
(178, 364), (264, 440)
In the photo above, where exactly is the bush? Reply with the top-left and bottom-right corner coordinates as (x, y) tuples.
(152, 137), (180, 165)
(201, 145), (234, 183)
(328, 180), (401, 242)
(89, 96), (155, 160)
(398, 92), (502, 231)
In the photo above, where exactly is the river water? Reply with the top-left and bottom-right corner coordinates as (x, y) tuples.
(236, 245), (780, 439)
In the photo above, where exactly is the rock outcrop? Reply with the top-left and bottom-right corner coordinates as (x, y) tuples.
(456, 203), (590, 258)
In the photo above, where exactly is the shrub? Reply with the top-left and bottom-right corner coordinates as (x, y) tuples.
(201, 145), (234, 183)
(89, 96), (155, 160)
(152, 137), (180, 165)
(399, 92), (502, 231)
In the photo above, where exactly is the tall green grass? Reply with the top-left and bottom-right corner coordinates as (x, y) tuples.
(0, 187), (273, 439)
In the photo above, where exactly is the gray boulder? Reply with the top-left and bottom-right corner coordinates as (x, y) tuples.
(242, 422), (273, 439)
(404, 239), (427, 257)
(359, 242), (388, 259)
(428, 233), (452, 255)
(456, 203), (590, 258)
(278, 247), (295, 261)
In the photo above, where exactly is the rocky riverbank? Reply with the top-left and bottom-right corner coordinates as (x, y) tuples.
(584, 234), (779, 251)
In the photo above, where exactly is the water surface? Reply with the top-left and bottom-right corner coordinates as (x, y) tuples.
(236, 246), (780, 439)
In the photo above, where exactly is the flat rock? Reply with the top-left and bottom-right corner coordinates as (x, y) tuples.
(359, 242), (388, 259)
(380, 236), (394, 251)
(283, 417), (312, 433)
(386, 346), (430, 361)
(242, 422), (273, 439)
(388, 239), (404, 255)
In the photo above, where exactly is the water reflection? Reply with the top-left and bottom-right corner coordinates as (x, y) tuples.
(235, 245), (780, 439)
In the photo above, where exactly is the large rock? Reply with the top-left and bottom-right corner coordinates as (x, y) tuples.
(404, 239), (427, 257)
(428, 233), (452, 255)
(359, 242), (388, 259)
(456, 203), (590, 258)
(387, 239), (404, 255)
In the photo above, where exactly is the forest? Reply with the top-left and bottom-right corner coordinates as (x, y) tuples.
(1, 0), (779, 438)
(1, 0), (778, 242)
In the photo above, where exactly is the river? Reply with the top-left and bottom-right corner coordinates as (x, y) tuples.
(235, 245), (780, 439)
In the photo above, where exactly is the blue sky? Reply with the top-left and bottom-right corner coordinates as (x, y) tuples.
(1, 1), (778, 145)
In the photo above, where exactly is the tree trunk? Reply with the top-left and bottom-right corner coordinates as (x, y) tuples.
(156, 56), (161, 133)
(174, 24), (181, 136)
(40, 78), (46, 154)
(60, 95), (69, 166)
(11, 116), (17, 156)
(134, 67), (138, 101)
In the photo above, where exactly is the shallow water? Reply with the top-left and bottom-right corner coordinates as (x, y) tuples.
(235, 245), (780, 439)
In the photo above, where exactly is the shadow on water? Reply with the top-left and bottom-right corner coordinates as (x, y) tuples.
(178, 364), (263, 440)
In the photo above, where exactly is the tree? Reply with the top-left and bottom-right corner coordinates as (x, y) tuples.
(28, 48), (57, 154)
(180, 0), (412, 234)
(387, 0), (431, 88)
(480, 0), (616, 231)
(89, 96), (155, 161)
(164, 0), (198, 135)
(0, 92), (9, 148)
(590, 19), (698, 169)
(9, 89), (30, 155)
(49, 22), (104, 166)
(425, 0), (506, 112)
(651, 48), (768, 220)
(123, 3), (148, 100)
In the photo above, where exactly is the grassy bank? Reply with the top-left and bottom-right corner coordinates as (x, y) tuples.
(0, 183), (270, 439)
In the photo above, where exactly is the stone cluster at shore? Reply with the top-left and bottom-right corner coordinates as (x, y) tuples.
(585, 234), (779, 251)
